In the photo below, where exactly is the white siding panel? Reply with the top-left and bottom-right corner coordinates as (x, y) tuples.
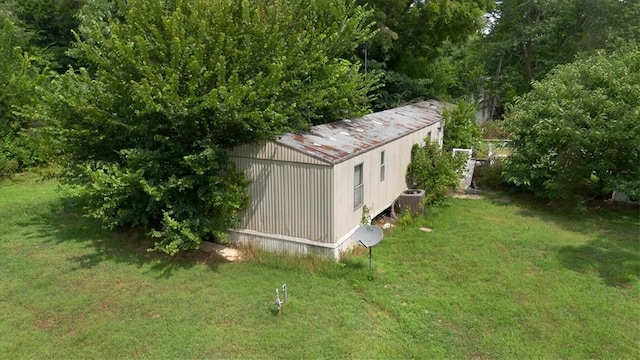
(230, 156), (334, 243)
(332, 123), (441, 242)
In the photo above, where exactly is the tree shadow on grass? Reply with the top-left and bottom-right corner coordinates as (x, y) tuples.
(240, 243), (371, 283)
(488, 194), (640, 288)
(556, 235), (640, 288)
(16, 199), (231, 278)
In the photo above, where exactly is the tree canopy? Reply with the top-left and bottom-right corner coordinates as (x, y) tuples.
(43, 0), (378, 254)
(355, 0), (494, 108)
(0, 0), (84, 71)
(483, 0), (640, 112)
(503, 47), (640, 204)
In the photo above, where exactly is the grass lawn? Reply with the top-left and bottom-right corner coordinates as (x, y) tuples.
(1, 174), (639, 359)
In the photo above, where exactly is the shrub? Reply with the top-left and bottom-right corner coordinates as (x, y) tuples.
(473, 159), (507, 190)
(0, 18), (51, 175)
(406, 140), (466, 206)
(0, 129), (49, 176)
(481, 120), (510, 139)
(442, 100), (481, 152)
(503, 47), (640, 205)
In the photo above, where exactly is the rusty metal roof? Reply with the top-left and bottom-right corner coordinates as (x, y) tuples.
(276, 100), (446, 164)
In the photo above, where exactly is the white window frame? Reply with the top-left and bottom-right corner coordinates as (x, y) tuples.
(354, 163), (364, 209)
(380, 151), (385, 182)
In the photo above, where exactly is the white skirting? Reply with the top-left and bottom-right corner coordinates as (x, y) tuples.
(228, 227), (361, 260)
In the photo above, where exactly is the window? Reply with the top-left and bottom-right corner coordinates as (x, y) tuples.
(427, 131), (432, 142)
(354, 163), (364, 209)
(380, 151), (385, 181)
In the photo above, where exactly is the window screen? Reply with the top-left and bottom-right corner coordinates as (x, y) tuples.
(380, 151), (385, 181)
(354, 163), (364, 209)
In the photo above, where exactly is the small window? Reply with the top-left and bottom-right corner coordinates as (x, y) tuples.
(354, 163), (364, 209)
(427, 131), (432, 142)
(380, 151), (385, 182)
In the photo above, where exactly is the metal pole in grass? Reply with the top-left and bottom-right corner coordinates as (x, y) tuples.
(274, 284), (288, 315)
(275, 288), (283, 315)
(282, 284), (287, 303)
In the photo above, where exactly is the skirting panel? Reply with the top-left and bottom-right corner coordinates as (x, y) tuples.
(228, 229), (360, 260)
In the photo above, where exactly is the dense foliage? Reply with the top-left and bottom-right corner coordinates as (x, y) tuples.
(0, 0), (84, 71)
(0, 16), (49, 175)
(442, 100), (481, 152)
(42, 0), (377, 254)
(406, 140), (466, 206)
(503, 47), (640, 204)
(356, 0), (494, 108)
(405, 99), (479, 209)
(483, 0), (640, 112)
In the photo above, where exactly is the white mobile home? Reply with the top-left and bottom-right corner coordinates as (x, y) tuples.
(228, 100), (446, 259)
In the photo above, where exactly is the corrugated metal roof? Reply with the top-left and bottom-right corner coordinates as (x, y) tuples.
(276, 100), (446, 164)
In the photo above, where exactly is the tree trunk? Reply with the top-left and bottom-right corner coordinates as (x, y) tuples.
(522, 37), (532, 84)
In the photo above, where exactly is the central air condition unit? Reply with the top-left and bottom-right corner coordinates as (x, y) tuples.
(396, 189), (425, 214)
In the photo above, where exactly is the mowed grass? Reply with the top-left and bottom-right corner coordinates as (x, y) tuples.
(1, 175), (638, 359)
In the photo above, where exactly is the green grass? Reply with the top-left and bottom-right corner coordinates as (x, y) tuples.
(1, 175), (639, 359)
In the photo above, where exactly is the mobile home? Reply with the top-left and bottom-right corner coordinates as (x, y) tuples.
(228, 100), (446, 259)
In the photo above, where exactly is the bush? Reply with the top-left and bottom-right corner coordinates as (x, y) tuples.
(406, 140), (466, 206)
(503, 47), (640, 205)
(0, 129), (49, 176)
(481, 120), (510, 139)
(0, 17), (51, 175)
(442, 100), (481, 152)
(62, 148), (250, 256)
(473, 159), (507, 190)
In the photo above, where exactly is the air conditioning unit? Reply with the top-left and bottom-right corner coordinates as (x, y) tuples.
(396, 189), (425, 214)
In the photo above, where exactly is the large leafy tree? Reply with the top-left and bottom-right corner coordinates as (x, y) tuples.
(360, 0), (493, 66)
(503, 47), (640, 205)
(0, 0), (84, 71)
(356, 0), (494, 108)
(484, 0), (640, 112)
(44, 0), (378, 255)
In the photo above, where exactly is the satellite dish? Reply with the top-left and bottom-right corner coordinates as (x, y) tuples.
(353, 225), (384, 270)
(353, 225), (383, 248)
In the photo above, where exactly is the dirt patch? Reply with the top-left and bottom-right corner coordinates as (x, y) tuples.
(374, 215), (396, 226)
(35, 317), (55, 330)
(200, 241), (242, 261)
(449, 193), (483, 199)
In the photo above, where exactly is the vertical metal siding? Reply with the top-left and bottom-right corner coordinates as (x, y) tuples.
(230, 142), (329, 165)
(230, 156), (334, 243)
(332, 123), (441, 241)
(229, 121), (442, 251)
